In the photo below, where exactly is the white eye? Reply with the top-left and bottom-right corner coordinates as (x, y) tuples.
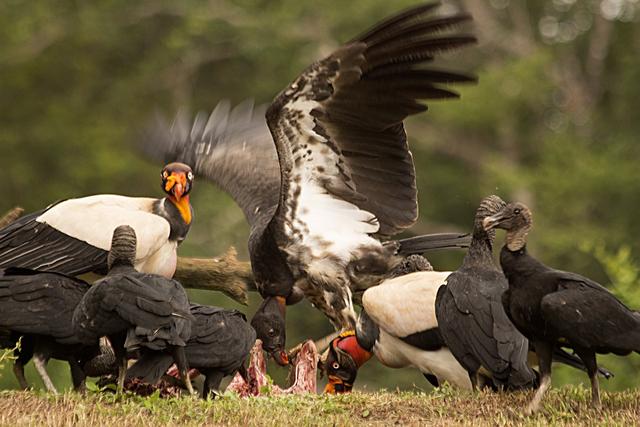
(187, 171), (194, 181)
(332, 362), (340, 370)
(162, 171), (168, 179)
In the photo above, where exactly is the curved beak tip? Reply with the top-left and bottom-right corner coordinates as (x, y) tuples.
(273, 350), (289, 366)
(482, 217), (496, 231)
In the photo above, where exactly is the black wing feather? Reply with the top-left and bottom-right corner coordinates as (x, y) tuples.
(0, 207), (108, 275)
(436, 269), (535, 387)
(0, 270), (90, 344)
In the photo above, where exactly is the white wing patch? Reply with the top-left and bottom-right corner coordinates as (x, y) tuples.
(374, 330), (471, 389)
(363, 271), (452, 338)
(37, 195), (171, 267)
(282, 98), (380, 264)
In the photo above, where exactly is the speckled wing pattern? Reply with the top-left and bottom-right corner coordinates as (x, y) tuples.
(265, 3), (476, 256)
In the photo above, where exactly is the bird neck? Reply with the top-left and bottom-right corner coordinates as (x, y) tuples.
(464, 225), (496, 267)
(505, 224), (530, 252)
(168, 194), (192, 225)
(336, 331), (372, 368)
(108, 262), (136, 275)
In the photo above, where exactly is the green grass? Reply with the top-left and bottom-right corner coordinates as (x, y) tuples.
(0, 386), (639, 426)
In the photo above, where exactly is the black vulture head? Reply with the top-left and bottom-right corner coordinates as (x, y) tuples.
(482, 202), (533, 250)
(107, 225), (137, 270)
(251, 296), (289, 366)
(321, 331), (372, 394)
(474, 195), (507, 239)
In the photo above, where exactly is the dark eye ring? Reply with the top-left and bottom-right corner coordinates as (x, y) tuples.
(332, 362), (340, 369)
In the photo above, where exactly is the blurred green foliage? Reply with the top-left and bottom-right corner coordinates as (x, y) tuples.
(1, 0), (640, 392)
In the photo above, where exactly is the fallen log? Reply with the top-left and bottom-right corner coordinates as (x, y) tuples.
(0, 207), (24, 228)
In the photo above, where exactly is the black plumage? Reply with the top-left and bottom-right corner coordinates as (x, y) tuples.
(72, 225), (195, 394)
(0, 267), (101, 393)
(127, 304), (256, 398)
(436, 196), (537, 390)
(484, 202), (640, 413)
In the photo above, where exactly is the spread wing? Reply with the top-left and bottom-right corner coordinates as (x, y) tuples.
(0, 269), (90, 344)
(266, 3), (476, 245)
(140, 100), (280, 228)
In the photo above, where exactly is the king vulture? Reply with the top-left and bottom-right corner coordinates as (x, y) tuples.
(484, 202), (639, 414)
(72, 225), (195, 394)
(0, 162), (194, 278)
(141, 3), (476, 365)
(0, 267), (103, 393)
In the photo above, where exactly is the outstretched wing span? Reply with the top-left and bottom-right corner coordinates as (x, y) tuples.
(266, 3), (476, 247)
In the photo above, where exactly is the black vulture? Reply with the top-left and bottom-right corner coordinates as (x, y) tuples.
(127, 304), (255, 398)
(435, 195), (537, 390)
(140, 2), (476, 365)
(72, 225), (195, 394)
(484, 201), (640, 413)
(0, 162), (193, 278)
(0, 267), (103, 393)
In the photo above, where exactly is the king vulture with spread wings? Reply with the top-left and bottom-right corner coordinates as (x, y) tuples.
(140, 3), (476, 364)
(0, 162), (193, 278)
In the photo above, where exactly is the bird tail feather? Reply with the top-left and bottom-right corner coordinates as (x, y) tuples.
(126, 352), (175, 384)
(395, 233), (471, 256)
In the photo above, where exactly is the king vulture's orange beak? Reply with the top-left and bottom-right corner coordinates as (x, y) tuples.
(164, 172), (187, 201)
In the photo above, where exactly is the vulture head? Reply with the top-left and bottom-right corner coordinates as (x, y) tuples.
(251, 296), (289, 366)
(321, 331), (371, 394)
(162, 162), (194, 201)
(482, 201), (533, 251)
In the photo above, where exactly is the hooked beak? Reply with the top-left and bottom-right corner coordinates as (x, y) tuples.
(482, 212), (505, 231)
(324, 375), (351, 394)
(165, 173), (186, 200)
(271, 349), (289, 366)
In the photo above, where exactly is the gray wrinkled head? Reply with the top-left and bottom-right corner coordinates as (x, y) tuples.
(107, 225), (137, 269)
(389, 254), (433, 278)
(474, 195), (507, 239)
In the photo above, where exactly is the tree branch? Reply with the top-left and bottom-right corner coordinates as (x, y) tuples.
(174, 248), (255, 305)
(0, 206), (255, 305)
(0, 207), (24, 228)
